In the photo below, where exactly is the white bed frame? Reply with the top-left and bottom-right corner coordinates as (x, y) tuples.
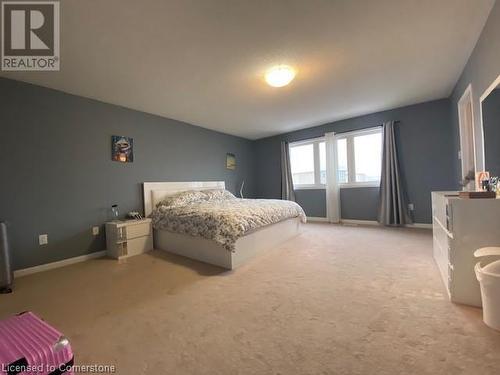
(143, 181), (302, 269)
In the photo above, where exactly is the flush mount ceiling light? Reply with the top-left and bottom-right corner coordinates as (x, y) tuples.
(265, 65), (296, 87)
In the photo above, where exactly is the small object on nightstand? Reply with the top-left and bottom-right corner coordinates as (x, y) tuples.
(127, 211), (143, 220)
(105, 218), (153, 260)
(110, 204), (120, 221)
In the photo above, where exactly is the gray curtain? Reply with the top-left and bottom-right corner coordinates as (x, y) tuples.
(378, 121), (412, 225)
(281, 141), (296, 201)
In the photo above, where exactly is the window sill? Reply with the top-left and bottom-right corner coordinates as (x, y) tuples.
(294, 185), (326, 190)
(340, 183), (380, 189)
(294, 183), (380, 190)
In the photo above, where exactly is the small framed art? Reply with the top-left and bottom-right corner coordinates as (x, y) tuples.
(226, 153), (236, 170)
(112, 135), (134, 163)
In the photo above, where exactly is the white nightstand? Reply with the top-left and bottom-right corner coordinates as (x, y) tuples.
(105, 218), (153, 260)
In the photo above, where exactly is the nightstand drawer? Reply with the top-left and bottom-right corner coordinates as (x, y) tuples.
(127, 236), (153, 257)
(106, 219), (152, 260)
(126, 222), (151, 239)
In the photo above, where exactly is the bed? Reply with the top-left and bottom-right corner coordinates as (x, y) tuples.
(143, 181), (305, 269)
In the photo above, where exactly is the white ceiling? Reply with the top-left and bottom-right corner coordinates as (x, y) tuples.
(1, 0), (495, 139)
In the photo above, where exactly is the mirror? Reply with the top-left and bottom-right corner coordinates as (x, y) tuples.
(481, 75), (500, 177)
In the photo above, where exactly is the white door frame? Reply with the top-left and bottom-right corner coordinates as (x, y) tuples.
(457, 84), (476, 180)
(479, 74), (500, 173)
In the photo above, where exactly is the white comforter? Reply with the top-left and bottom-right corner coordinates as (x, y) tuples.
(151, 194), (306, 252)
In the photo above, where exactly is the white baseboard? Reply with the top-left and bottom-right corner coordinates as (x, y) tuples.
(317, 218), (432, 229)
(405, 223), (432, 229)
(307, 216), (329, 222)
(341, 219), (379, 226)
(14, 250), (107, 278)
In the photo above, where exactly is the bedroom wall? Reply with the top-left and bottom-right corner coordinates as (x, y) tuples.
(482, 89), (500, 176)
(254, 99), (457, 223)
(294, 188), (380, 220)
(450, 0), (500, 175)
(0, 78), (256, 270)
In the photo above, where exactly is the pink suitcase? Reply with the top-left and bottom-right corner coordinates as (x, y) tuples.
(0, 312), (74, 375)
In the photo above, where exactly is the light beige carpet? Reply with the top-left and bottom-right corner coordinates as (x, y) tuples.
(1, 223), (499, 374)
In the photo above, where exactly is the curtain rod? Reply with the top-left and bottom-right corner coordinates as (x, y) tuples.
(287, 120), (400, 143)
(333, 120), (400, 135)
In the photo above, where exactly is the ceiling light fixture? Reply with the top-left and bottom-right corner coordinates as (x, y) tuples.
(265, 65), (296, 87)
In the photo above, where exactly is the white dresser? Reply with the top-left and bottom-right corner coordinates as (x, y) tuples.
(432, 191), (500, 306)
(105, 219), (153, 260)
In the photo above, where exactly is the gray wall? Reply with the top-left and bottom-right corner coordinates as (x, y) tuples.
(450, 0), (500, 174)
(0, 78), (256, 270)
(340, 188), (380, 221)
(294, 188), (379, 220)
(255, 99), (457, 223)
(7, 0), (498, 270)
(294, 189), (326, 218)
(483, 89), (500, 176)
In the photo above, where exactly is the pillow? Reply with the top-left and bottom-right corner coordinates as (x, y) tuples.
(156, 190), (207, 208)
(203, 189), (236, 201)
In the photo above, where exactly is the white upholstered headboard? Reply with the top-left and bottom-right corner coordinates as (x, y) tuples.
(142, 181), (225, 217)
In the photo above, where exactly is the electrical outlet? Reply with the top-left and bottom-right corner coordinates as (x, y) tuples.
(92, 226), (99, 236)
(39, 234), (48, 245)
(408, 203), (414, 211)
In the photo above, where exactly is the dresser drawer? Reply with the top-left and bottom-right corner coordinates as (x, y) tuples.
(432, 194), (447, 229)
(433, 219), (451, 254)
(126, 222), (151, 239)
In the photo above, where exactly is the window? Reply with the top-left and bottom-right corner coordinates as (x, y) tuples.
(289, 138), (325, 188)
(289, 127), (382, 189)
(336, 127), (382, 186)
(337, 138), (348, 183)
(319, 142), (326, 184)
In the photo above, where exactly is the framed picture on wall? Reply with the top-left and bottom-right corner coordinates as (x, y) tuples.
(112, 135), (134, 163)
(226, 153), (236, 170)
